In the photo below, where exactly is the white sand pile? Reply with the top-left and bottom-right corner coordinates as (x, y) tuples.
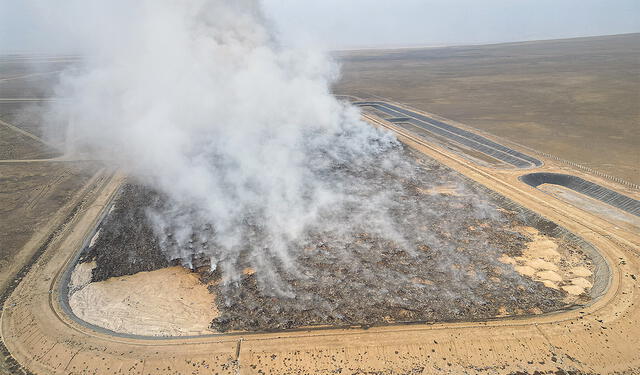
(69, 265), (217, 336)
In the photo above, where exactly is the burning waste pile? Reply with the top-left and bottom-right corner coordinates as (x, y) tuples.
(39, 0), (596, 333)
(76, 146), (596, 333)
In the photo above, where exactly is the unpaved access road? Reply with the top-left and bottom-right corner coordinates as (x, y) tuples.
(1, 110), (639, 374)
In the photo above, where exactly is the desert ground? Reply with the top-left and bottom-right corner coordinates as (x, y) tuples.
(0, 56), (102, 375)
(334, 33), (640, 184)
(1, 35), (640, 374)
(0, 56), (90, 291)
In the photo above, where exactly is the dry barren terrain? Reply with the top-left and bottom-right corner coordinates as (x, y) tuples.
(335, 33), (640, 184)
(0, 56), (100, 375)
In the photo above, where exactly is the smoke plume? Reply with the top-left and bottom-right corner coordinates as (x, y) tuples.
(41, 0), (422, 291)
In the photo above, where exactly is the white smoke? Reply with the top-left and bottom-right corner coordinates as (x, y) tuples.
(42, 0), (410, 290)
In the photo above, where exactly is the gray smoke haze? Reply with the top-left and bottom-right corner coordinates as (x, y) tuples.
(39, 0), (421, 293)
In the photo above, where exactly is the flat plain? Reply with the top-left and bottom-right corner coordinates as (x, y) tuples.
(334, 33), (640, 184)
(0, 57), (98, 375)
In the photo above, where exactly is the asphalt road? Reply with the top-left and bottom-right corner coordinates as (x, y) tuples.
(356, 101), (543, 169)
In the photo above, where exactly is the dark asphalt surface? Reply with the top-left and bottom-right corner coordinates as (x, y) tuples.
(520, 172), (640, 217)
(356, 101), (543, 169)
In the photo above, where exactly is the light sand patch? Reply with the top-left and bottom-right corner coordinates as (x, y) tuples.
(516, 226), (539, 236)
(411, 277), (434, 285)
(69, 266), (217, 336)
(69, 261), (95, 294)
(515, 265), (536, 276)
(498, 254), (517, 265)
(508, 226), (594, 302)
(496, 306), (509, 317)
(88, 229), (101, 248)
(536, 270), (563, 282)
(529, 307), (543, 315)
(527, 238), (560, 259)
(542, 280), (559, 289)
(571, 277), (593, 289)
(527, 258), (558, 271)
(417, 185), (462, 196)
(562, 285), (586, 296)
(569, 266), (593, 277)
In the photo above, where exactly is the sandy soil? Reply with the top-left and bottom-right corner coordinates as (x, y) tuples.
(500, 226), (594, 299)
(69, 266), (217, 336)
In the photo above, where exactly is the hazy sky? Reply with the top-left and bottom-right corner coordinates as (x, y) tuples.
(1, 0), (639, 53)
(263, 0), (640, 49)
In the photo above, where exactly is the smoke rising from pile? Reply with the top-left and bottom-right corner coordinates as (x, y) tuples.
(43, 0), (419, 292)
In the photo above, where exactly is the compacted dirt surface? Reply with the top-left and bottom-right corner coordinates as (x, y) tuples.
(77, 146), (594, 333)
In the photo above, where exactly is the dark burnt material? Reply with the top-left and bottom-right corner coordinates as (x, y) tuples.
(79, 148), (599, 332)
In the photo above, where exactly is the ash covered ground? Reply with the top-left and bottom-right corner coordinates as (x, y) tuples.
(80, 146), (593, 332)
